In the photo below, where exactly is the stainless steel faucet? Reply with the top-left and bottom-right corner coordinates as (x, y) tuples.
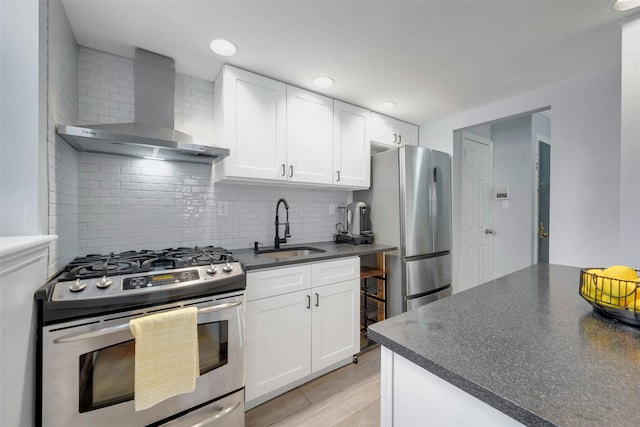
(274, 198), (291, 249)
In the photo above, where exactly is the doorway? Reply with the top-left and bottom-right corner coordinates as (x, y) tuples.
(536, 137), (551, 263)
(453, 109), (551, 292)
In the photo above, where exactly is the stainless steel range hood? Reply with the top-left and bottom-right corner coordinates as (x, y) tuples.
(56, 49), (228, 164)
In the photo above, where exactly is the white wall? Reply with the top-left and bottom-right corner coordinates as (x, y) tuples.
(0, 0), (48, 236)
(421, 66), (621, 288)
(620, 16), (640, 267)
(490, 115), (533, 278)
(0, 2), (49, 426)
(461, 123), (492, 140)
(47, 0), (79, 275)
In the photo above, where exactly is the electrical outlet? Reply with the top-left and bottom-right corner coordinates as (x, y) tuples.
(218, 201), (228, 216)
(329, 203), (336, 215)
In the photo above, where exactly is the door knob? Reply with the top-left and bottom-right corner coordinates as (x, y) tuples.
(485, 229), (494, 235)
(538, 223), (548, 239)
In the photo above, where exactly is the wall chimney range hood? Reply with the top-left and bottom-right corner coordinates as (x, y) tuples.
(56, 49), (228, 164)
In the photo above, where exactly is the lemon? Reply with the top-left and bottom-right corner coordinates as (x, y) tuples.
(626, 278), (640, 308)
(581, 269), (603, 303)
(602, 265), (638, 281)
(601, 266), (638, 307)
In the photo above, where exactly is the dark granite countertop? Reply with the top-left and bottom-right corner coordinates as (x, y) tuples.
(368, 264), (640, 427)
(233, 241), (396, 271)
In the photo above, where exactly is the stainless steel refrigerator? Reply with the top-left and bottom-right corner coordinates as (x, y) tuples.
(356, 145), (452, 316)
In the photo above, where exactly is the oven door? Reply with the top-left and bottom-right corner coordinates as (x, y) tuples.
(41, 292), (245, 427)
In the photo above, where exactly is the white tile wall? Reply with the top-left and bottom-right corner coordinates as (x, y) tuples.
(78, 47), (135, 125)
(47, 0), (79, 276)
(76, 154), (347, 254)
(175, 74), (214, 143)
(50, 45), (349, 258)
(198, 182), (348, 251)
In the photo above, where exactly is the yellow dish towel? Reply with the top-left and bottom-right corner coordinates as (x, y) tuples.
(129, 307), (200, 411)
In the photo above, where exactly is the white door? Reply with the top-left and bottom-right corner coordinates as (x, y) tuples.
(246, 290), (311, 402)
(311, 279), (359, 372)
(220, 66), (286, 180)
(333, 101), (370, 188)
(286, 86), (333, 184)
(461, 132), (493, 290)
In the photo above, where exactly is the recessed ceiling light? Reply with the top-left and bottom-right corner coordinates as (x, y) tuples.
(377, 101), (397, 110)
(209, 39), (237, 57)
(312, 76), (334, 89)
(613, 0), (640, 10)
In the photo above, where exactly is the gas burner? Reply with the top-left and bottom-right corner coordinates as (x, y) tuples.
(59, 246), (236, 280)
(140, 257), (186, 272)
(66, 260), (141, 281)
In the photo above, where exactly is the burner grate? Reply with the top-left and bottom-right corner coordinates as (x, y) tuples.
(60, 246), (235, 280)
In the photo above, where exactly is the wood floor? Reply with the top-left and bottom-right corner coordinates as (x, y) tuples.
(245, 346), (381, 427)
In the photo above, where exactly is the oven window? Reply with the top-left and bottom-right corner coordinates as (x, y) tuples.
(78, 321), (229, 413)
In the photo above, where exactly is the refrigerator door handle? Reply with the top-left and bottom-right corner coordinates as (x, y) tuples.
(431, 167), (438, 238)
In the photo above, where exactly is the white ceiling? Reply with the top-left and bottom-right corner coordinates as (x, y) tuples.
(60, 1), (636, 125)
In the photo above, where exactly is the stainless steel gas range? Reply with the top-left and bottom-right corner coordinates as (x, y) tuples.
(35, 246), (246, 427)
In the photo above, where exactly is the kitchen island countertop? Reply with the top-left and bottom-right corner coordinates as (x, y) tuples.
(368, 264), (640, 426)
(234, 241), (396, 271)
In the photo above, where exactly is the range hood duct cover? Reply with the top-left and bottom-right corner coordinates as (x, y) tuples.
(56, 48), (228, 164)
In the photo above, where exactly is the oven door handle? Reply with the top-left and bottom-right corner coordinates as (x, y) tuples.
(167, 401), (242, 427)
(53, 301), (242, 344)
(196, 300), (241, 315)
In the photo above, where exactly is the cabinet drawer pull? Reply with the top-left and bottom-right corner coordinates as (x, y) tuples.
(289, 165), (294, 178)
(315, 293), (319, 307)
(281, 164), (286, 176)
(306, 295), (311, 309)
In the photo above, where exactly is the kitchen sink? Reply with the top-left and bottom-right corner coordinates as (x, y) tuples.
(254, 246), (326, 258)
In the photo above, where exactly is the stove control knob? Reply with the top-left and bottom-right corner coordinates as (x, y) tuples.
(207, 264), (218, 275)
(96, 276), (113, 289)
(69, 279), (87, 292)
(223, 262), (233, 273)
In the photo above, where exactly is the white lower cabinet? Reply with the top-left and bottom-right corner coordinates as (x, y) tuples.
(246, 289), (311, 401)
(311, 279), (359, 372)
(246, 258), (360, 406)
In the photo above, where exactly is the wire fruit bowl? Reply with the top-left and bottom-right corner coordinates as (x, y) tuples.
(579, 267), (640, 327)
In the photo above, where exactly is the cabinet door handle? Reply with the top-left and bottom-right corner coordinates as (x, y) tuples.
(289, 165), (294, 178)
(281, 164), (286, 177)
(393, 133), (398, 144)
(336, 170), (341, 182)
(398, 134), (402, 144)
(315, 293), (319, 307)
(306, 295), (311, 309)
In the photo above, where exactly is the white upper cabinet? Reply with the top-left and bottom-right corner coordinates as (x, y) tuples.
(214, 65), (286, 181)
(333, 100), (370, 189)
(370, 112), (418, 150)
(215, 65), (371, 189)
(395, 119), (419, 146)
(286, 86), (333, 184)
